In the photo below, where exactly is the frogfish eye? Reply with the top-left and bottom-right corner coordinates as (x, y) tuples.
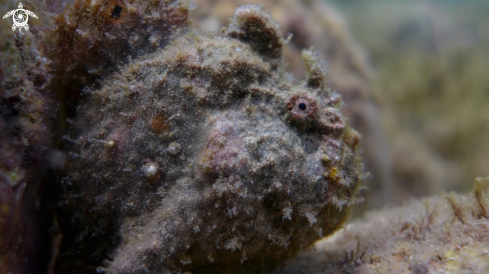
(286, 94), (318, 123)
(297, 100), (309, 112)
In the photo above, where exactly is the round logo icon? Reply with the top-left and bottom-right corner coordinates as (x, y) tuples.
(3, 3), (38, 32)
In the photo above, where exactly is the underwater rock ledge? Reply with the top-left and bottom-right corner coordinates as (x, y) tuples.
(283, 177), (489, 274)
(49, 1), (362, 273)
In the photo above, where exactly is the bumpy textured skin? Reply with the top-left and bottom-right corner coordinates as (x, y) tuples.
(45, 0), (191, 144)
(0, 0), (52, 272)
(54, 2), (361, 273)
(191, 0), (388, 213)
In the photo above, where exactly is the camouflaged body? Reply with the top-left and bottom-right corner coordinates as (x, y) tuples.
(52, 2), (362, 273)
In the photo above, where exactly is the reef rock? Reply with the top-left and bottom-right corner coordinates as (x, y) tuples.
(0, 0), (52, 272)
(282, 177), (489, 274)
(52, 1), (362, 273)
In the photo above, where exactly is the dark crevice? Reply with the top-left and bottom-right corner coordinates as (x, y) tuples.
(111, 5), (123, 19)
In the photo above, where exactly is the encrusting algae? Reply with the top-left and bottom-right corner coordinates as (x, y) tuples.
(48, 0), (363, 273)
